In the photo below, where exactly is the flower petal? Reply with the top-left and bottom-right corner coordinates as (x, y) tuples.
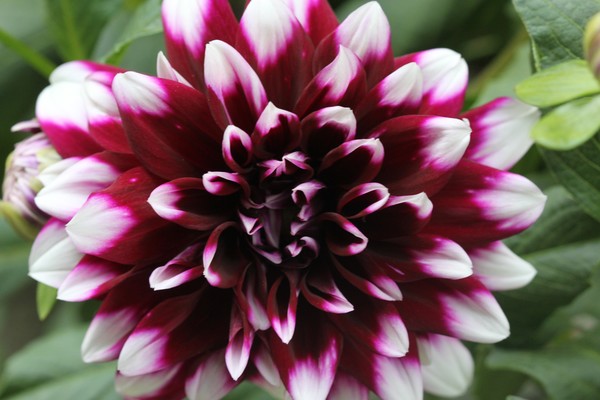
(237, 0), (314, 109)
(468, 241), (536, 291)
(426, 161), (547, 245)
(320, 213), (368, 256)
(149, 243), (204, 290)
(203, 222), (249, 288)
(36, 81), (101, 158)
(57, 255), (127, 301)
(115, 364), (185, 400)
(185, 349), (237, 400)
(319, 139), (384, 187)
(113, 72), (223, 180)
(148, 178), (235, 231)
(294, 46), (367, 117)
(279, 0), (338, 45)
(66, 167), (196, 265)
(162, 0), (238, 90)
(269, 309), (343, 400)
(355, 62), (423, 134)
(396, 48), (468, 116)
(328, 372), (369, 400)
(222, 125), (254, 172)
(300, 263), (354, 314)
(35, 152), (134, 221)
(398, 277), (510, 343)
(29, 218), (83, 288)
(267, 272), (299, 344)
(417, 333), (474, 397)
(252, 102), (301, 158)
(372, 115), (471, 195)
(462, 97), (540, 170)
(204, 40), (268, 132)
(225, 304), (255, 380)
(314, 2), (393, 86)
(300, 106), (356, 159)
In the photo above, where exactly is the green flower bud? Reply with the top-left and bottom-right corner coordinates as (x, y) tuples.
(1, 124), (60, 239)
(584, 12), (600, 80)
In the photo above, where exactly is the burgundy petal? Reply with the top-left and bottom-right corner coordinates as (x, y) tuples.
(372, 115), (471, 195)
(203, 222), (249, 288)
(300, 262), (353, 314)
(320, 213), (368, 256)
(186, 349), (238, 400)
(300, 106), (356, 159)
(314, 2), (394, 86)
(57, 255), (128, 301)
(222, 125), (254, 172)
(66, 167), (196, 265)
(337, 183), (390, 219)
(252, 102), (301, 158)
(425, 161), (547, 245)
(267, 272), (300, 343)
(148, 177), (235, 231)
(319, 139), (384, 187)
(225, 304), (255, 380)
(269, 308), (343, 400)
(279, 0), (338, 45)
(162, 0), (238, 90)
(294, 46), (367, 117)
(113, 72), (223, 180)
(237, 0), (314, 109)
(235, 262), (270, 331)
(204, 40), (268, 132)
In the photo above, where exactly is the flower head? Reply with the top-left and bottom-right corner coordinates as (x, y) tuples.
(22, 1), (545, 399)
(1, 123), (60, 238)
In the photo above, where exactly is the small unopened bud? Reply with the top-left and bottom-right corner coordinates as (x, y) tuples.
(1, 123), (60, 239)
(584, 12), (600, 80)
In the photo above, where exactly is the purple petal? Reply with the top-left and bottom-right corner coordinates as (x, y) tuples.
(203, 222), (249, 288)
(300, 106), (356, 158)
(267, 273), (299, 343)
(222, 125), (254, 172)
(319, 139), (384, 187)
(252, 102), (301, 158)
(337, 182), (390, 219)
(225, 305), (255, 380)
(300, 263), (353, 314)
(320, 213), (368, 256)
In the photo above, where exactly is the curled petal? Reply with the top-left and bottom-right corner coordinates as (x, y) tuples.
(204, 40), (268, 132)
(300, 106), (357, 158)
(202, 171), (250, 197)
(357, 193), (432, 239)
(338, 183), (390, 219)
(462, 97), (540, 170)
(314, 2), (394, 86)
(49, 60), (123, 84)
(148, 177), (235, 231)
(203, 222), (249, 288)
(468, 241), (536, 291)
(115, 364), (185, 400)
(222, 125), (254, 172)
(252, 102), (301, 158)
(319, 139), (384, 187)
(237, 0), (314, 109)
(291, 180), (326, 221)
(300, 263), (353, 314)
(235, 262), (270, 331)
(267, 272), (299, 344)
(417, 334), (474, 397)
(162, 0), (238, 90)
(149, 243), (205, 290)
(320, 213), (368, 256)
(185, 349), (238, 400)
(294, 46), (367, 117)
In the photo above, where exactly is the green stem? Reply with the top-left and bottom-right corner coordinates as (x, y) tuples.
(0, 27), (56, 78)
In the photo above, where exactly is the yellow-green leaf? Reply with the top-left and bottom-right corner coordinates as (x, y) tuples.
(36, 282), (57, 321)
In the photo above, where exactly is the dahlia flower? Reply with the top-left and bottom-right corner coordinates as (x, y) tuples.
(21, 0), (545, 399)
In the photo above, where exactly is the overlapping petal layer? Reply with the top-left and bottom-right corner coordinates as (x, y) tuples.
(22, 1), (546, 400)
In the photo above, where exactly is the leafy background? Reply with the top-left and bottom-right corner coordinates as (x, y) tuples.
(1, 0), (600, 399)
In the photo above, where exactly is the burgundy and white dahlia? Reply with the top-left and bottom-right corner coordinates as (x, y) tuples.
(21, 0), (545, 399)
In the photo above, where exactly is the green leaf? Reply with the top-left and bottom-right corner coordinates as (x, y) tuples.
(224, 382), (278, 400)
(100, 0), (163, 65)
(516, 60), (600, 107)
(532, 94), (600, 150)
(512, 0), (600, 70)
(36, 283), (57, 321)
(498, 186), (600, 346)
(540, 133), (600, 222)
(488, 343), (600, 400)
(44, 0), (122, 60)
(0, 219), (30, 298)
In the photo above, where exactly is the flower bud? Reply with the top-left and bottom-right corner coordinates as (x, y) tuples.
(1, 122), (60, 239)
(584, 12), (600, 80)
